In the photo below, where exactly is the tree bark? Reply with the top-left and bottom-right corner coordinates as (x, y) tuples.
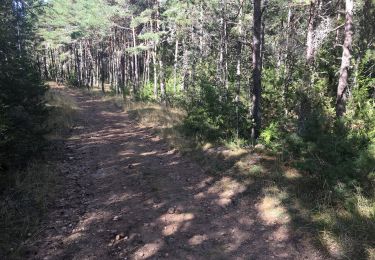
(236, 2), (243, 139)
(132, 18), (139, 96)
(251, 0), (262, 141)
(306, 0), (318, 65)
(174, 37), (179, 93)
(336, 0), (353, 117)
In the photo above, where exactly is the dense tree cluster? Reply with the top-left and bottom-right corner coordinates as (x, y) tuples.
(0, 0), (47, 186)
(37, 0), (374, 134)
(38, 0), (374, 181)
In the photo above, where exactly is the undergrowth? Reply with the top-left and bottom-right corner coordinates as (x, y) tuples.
(0, 85), (77, 258)
(119, 97), (375, 259)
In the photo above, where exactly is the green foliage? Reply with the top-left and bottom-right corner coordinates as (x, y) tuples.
(0, 0), (48, 189)
(65, 73), (80, 88)
(38, 0), (115, 45)
(259, 122), (280, 146)
(182, 66), (250, 142)
(138, 81), (156, 102)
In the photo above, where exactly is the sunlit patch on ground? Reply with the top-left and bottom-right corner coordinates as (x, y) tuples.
(367, 247), (375, 260)
(64, 211), (111, 244)
(319, 231), (345, 258)
(270, 226), (289, 241)
(257, 188), (290, 225)
(283, 168), (302, 180)
(133, 240), (164, 259)
(159, 213), (194, 236)
(188, 234), (208, 245)
(354, 193), (375, 219)
(207, 177), (246, 206)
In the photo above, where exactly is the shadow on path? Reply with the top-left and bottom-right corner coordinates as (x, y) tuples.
(29, 88), (326, 260)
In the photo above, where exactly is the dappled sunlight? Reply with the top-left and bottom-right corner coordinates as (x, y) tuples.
(319, 231), (345, 258)
(188, 234), (208, 246)
(64, 211), (112, 244)
(28, 89), (328, 259)
(283, 168), (302, 180)
(104, 192), (132, 206)
(140, 151), (158, 156)
(257, 193), (290, 226)
(132, 240), (164, 259)
(159, 212), (195, 236)
(355, 193), (375, 219)
(203, 145), (248, 160)
(206, 177), (246, 206)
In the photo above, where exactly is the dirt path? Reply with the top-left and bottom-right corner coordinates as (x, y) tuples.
(27, 87), (325, 259)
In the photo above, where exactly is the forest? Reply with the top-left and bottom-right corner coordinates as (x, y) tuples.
(0, 0), (374, 259)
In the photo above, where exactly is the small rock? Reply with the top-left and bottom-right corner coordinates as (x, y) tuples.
(167, 207), (176, 214)
(128, 164), (134, 169)
(115, 233), (125, 241)
(113, 216), (120, 221)
(254, 143), (265, 150)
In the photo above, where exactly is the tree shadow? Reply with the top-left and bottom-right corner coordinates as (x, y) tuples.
(28, 90), (369, 259)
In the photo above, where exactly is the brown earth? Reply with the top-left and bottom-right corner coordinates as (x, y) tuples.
(26, 87), (327, 260)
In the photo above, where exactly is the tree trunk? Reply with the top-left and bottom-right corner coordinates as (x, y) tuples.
(100, 48), (105, 93)
(251, 0), (262, 141)
(182, 38), (188, 91)
(236, 3), (243, 139)
(132, 19), (139, 96)
(283, 6), (292, 115)
(336, 0), (353, 117)
(174, 37), (179, 93)
(306, 0), (318, 65)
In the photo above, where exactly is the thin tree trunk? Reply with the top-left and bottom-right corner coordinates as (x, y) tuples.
(174, 37), (179, 93)
(236, 2), (243, 139)
(283, 5), (292, 115)
(251, 0), (262, 141)
(306, 0), (318, 65)
(100, 48), (105, 93)
(336, 0), (353, 117)
(132, 18), (139, 96)
(182, 38), (188, 91)
(43, 50), (48, 79)
(156, 3), (165, 104)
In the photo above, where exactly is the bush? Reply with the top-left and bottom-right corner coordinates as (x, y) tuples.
(182, 79), (250, 143)
(66, 73), (80, 88)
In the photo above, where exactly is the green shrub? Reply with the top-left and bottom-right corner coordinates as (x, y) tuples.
(260, 122), (280, 146)
(65, 73), (80, 88)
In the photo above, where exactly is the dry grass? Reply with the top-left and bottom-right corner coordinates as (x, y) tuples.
(123, 102), (191, 152)
(45, 87), (78, 139)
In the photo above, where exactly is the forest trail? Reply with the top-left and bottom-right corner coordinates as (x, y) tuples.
(27, 86), (325, 260)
